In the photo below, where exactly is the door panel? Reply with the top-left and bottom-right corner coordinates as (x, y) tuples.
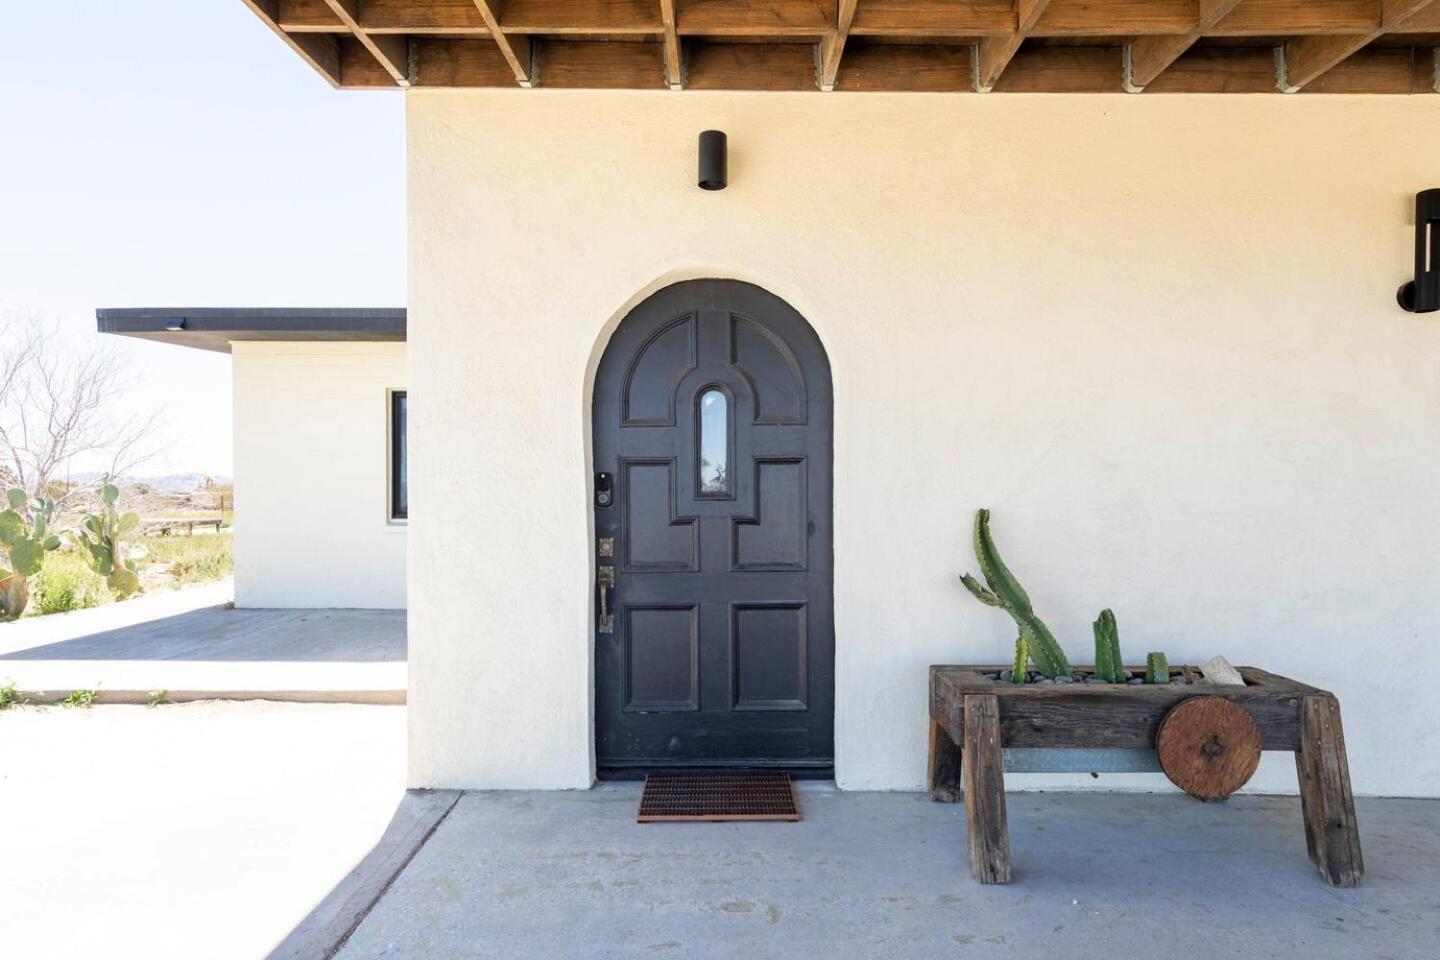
(734, 459), (807, 570)
(593, 280), (833, 774)
(624, 606), (699, 712)
(732, 603), (808, 711)
(621, 461), (697, 571)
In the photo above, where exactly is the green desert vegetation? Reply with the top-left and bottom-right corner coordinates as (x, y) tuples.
(24, 531), (234, 616)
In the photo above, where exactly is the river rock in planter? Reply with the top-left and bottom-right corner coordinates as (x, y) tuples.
(1200, 655), (1246, 686)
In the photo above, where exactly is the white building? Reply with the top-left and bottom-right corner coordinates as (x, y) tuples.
(97, 308), (407, 609)
(99, 2), (1440, 803)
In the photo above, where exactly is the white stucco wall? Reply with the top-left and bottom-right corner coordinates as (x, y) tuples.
(406, 91), (1440, 797)
(232, 341), (407, 608)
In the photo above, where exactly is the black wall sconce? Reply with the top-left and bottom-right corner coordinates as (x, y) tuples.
(698, 130), (727, 191)
(1398, 188), (1440, 313)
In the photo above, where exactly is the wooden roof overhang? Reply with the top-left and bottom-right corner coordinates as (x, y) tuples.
(246, 1), (1440, 94)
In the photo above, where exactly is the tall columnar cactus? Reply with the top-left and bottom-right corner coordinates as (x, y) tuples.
(72, 482), (143, 600)
(961, 509), (1073, 679)
(0, 488), (62, 621)
(1010, 635), (1028, 684)
(1092, 608), (1126, 683)
(1146, 651), (1170, 685)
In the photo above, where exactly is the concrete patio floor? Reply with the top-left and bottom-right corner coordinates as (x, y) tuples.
(0, 702), (406, 960)
(335, 785), (1440, 960)
(0, 581), (405, 702)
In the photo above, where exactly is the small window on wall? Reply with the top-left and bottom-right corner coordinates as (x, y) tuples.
(390, 390), (407, 521)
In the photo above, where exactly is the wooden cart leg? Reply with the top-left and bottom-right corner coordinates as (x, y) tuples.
(1295, 695), (1363, 887)
(962, 695), (1011, 884)
(929, 718), (963, 803)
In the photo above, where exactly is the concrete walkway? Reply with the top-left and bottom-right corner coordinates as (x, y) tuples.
(335, 786), (1440, 960)
(0, 702), (406, 960)
(0, 581), (405, 702)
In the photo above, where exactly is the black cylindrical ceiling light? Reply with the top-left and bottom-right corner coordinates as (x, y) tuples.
(698, 130), (727, 191)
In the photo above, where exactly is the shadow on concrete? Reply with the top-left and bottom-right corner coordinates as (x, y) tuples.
(0, 606), (406, 663)
(319, 786), (1440, 960)
(265, 789), (460, 960)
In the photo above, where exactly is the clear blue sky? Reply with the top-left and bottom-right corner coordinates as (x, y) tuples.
(0, 1), (405, 476)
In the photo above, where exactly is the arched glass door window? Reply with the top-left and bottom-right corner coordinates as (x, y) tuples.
(697, 388), (730, 496)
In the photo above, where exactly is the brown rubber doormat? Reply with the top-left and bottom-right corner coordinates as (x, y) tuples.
(637, 772), (800, 822)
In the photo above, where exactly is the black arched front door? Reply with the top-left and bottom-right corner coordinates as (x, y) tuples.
(592, 280), (833, 777)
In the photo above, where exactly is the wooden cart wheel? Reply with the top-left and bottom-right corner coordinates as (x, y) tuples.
(1157, 696), (1262, 800)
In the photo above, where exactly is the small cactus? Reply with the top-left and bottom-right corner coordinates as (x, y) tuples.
(71, 481), (144, 600)
(0, 488), (63, 621)
(1010, 635), (1028, 683)
(1146, 651), (1170, 684)
(1092, 608), (1126, 683)
(960, 509), (1073, 679)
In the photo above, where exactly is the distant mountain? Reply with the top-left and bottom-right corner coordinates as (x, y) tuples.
(68, 472), (232, 493)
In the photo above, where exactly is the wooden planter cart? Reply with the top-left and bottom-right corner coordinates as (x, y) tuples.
(928, 664), (1362, 887)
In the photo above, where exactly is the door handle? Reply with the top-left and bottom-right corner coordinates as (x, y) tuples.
(597, 565), (615, 634)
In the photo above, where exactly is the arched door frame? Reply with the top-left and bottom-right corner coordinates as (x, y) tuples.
(588, 278), (835, 778)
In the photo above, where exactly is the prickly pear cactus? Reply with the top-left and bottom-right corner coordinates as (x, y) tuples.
(0, 488), (63, 622)
(1010, 636), (1028, 683)
(1146, 652), (1170, 685)
(1092, 608), (1126, 683)
(72, 481), (144, 600)
(960, 509), (1073, 679)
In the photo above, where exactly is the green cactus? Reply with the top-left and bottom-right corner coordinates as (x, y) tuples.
(1092, 608), (1126, 683)
(0, 488), (63, 621)
(71, 481), (143, 600)
(1146, 651), (1170, 685)
(960, 509), (1073, 679)
(1010, 635), (1028, 683)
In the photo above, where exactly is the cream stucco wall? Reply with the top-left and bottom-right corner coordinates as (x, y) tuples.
(233, 341), (407, 608)
(406, 91), (1440, 797)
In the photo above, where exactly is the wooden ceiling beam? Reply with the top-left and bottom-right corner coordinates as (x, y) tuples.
(1033, 0), (1191, 37)
(541, 40), (668, 88)
(469, 0), (535, 86)
(818, 0), (861, 91)
(270, 0), (1439, 42)
(278, 0), (344, 31)
(1398, 2), (1440, 28)
(688, 42), (818, 90)
(1125, 0), (1242, 91)
(400, 37), (1437, 93)
(833, 43), (972, 91)
(242, 0), (342, 86)
(1209, 0), (1379, 37)
(502, 0), (657, 34)
(1279, 0), (1438, 91)
(851, 0), (1014, 37)
(253, 0), (1440, 95)
(660, 0), (683, 88)
(412, 38), (514, 86)
(322, 0), (410, 85)
(678, 0), (830, 37)
(975, 0), (1052, 91)
(850, 0), (1384, 39)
